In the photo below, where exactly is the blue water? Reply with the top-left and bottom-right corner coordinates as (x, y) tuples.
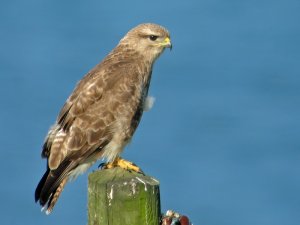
(1, 0), (300, 224)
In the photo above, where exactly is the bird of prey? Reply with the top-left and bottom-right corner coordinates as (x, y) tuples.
(35, 23), (172, 214)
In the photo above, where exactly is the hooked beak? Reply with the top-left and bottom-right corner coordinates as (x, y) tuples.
(161, 37), (172, 50)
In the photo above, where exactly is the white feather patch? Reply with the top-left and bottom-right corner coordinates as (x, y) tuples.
(102, 118), (128, 162)
(68, 161), (94, 181)
(102, 139), (124, 162)
(143, 96), (155, 112)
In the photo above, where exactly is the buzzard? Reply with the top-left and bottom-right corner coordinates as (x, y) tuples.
(35, 23), (172, 214)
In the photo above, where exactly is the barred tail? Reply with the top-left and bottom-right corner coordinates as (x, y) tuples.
(35, 160), (72, 214)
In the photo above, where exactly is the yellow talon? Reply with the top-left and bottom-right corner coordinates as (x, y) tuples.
(102, 157), (143, 173)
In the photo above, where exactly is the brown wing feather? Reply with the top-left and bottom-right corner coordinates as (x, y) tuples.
(44, 46), (147, 170)
(42, 47), (123, 159)
(37, 43), (153, 213)
(56, 46), (132, 131)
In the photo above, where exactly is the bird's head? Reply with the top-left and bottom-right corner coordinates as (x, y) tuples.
(119, 23), (172, 62)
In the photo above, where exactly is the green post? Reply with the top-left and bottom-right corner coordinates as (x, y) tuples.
(88, 167), (161, 225)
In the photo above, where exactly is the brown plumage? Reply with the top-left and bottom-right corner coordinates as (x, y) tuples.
(35, 23), (172, 214)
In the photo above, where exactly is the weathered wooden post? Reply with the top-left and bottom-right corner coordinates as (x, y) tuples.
(88, 167), (161, 225)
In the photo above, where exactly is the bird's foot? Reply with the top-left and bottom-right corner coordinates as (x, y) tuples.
(100, 157), (144, 174)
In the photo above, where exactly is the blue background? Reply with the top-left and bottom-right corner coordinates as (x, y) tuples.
(1, 0), (300, 224)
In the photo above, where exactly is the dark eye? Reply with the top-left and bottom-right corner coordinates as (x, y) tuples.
(149, 35), (158, 41)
